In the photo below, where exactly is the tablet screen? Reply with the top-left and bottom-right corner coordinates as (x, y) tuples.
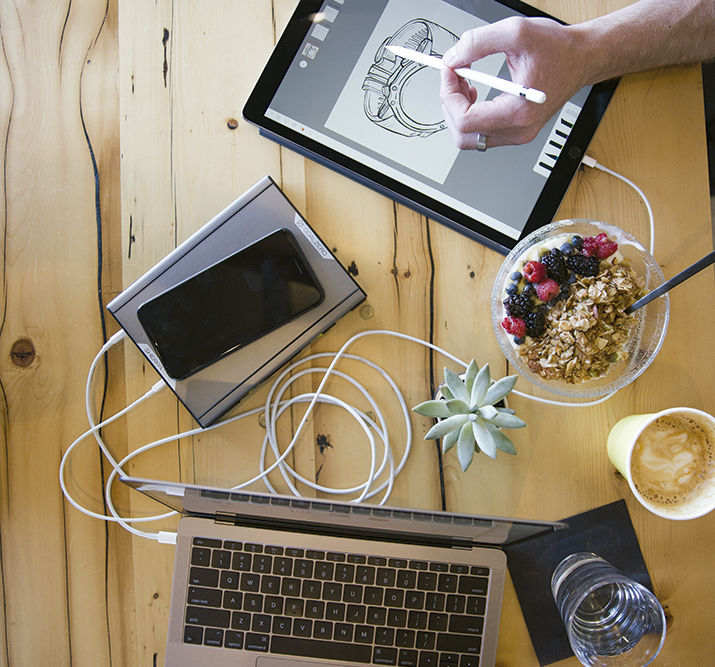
(243, 0), (618, 253)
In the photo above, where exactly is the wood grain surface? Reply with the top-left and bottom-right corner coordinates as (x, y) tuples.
(1, 1), (714, 665)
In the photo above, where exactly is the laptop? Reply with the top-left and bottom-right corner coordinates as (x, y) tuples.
(121, 476), (566, 667)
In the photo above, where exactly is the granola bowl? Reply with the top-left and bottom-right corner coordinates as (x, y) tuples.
(491, 219), (669, 398)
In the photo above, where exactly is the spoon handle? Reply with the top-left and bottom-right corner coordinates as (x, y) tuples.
(625, 249), (715, 314)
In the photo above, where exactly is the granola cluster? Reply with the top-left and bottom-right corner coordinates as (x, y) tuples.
(516, 257), (646, 384)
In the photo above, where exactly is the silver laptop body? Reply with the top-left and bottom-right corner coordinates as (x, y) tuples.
(121, 477), (565, 667)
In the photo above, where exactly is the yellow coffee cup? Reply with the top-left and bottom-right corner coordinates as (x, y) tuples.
(607, 407), (715, 520)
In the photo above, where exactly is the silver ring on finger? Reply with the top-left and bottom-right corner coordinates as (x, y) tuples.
(476, 133), (487, 152)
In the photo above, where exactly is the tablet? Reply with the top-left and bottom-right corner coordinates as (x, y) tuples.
(243, 0), (619, 254)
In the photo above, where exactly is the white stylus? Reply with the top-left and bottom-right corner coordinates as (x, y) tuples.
(386, 45), (546, 104)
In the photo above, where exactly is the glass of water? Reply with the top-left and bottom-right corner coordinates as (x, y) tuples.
(551, 553), (666, 666)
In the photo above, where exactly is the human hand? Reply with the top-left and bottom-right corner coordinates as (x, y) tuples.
(440, 16), (588, 149)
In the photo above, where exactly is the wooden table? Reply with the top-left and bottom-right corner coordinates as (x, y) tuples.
(1, 1), (714, 665)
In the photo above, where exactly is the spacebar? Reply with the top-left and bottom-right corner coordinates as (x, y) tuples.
(271, 636), (372, 663)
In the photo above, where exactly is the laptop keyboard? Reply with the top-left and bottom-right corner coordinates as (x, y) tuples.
(184, 537), (490, 667)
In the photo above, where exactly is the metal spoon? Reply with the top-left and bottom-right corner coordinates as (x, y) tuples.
(625, 249), (715, 314)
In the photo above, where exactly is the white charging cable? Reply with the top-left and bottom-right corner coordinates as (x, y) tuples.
(63, 158), (656, 538)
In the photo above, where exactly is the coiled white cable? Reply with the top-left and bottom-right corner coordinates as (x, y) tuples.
(60, 329), (468, 541)
(63, 159), (656, 537)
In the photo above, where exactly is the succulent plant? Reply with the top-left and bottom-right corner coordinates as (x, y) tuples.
(412, 360), (526, 471)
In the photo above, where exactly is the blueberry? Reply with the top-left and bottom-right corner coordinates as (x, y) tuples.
(506, 283), (519, 295)
(523, 282), (535, 295)
(572, 235), (583, 249)
(559, 242), (576, 255)
(566, 272), (577, 285)
(510, 271), (522, 282)
(514, 336), (525, 345)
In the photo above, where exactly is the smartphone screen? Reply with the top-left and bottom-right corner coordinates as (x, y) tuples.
(137, 228), (324, 380)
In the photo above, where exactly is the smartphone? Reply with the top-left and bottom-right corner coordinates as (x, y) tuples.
(137, 228), (324, 380)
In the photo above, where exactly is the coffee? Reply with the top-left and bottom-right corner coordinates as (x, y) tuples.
(630, 412), (715, 513)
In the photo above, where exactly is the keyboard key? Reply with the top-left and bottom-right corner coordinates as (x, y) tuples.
(191, 547), (211, 567)
(356, 566), (375, 585)
(438, 574), (458, 593)
(240, 573), (260, 592)
(437, 633), (482, 655)
(231, 612), (251, 630)
(398, 648), (418, 667)
(302, 580), (322, 599)
(428, 613), (448, 632)
(438, 652), (460, 667)
(225, 630), (244, 649)
(203, 628), (223, 647)
(281, 578), (301, 596)
(335, 564), (355, 582)
(323, 582), (343, 601)
(450, 565), (469, 575)
(416, 631), (436, 650)
(243, 593), (263, 613)
(245, 632), (269, 652)
(364, 587), (384, 605)
(220, 571), (239, 590)
(407, 611), (427, 629)
(387, 609), (407, 628)
(459, 656), (480, 667)
(343, 585), (362, 603)
(417, 572), (437, 591)
(223, 591), (242, 610)
(224, 541), (242, 551)
(389, 559), (408, 569)
(377, 568), (397, 587)
(265, 545), (284, 555)
(183, 625), (203, 644)
(211, 550), (232, 569)
(458, 577), (488, 596)
(429, 562), (450, 572)
(409, 561), (429, 571)
(418, 652), (439, 667)
(326, 602), (345, 621)
(189, 567), (218, 588)
(306, 550), (325, 560)
(375, 627), (395, 646)
(244, 543), (264, 554)
(233, 553), (252, 572)
(347, 554), (366, 564)
(327, 552), (346, 562)
(446, 594), (466, 614)
(252, 555), (272, 573)
(385, 589), (404, 607)
(395, 629), (415, 647)
(470, 567), (489, 577)
(252, 614), (271, 633)
(188, 586), (222, 607)
(264, 596), (284, 615)
(261, 575), (281, 594)
(373, 646), (398, 665)
(334, 623), (353, 641)
(273, 557), (293, 576)
(367, 607), (387, 626)
(294, 559), (314, 578)
(271, 635), (371, 663)
(397, 570), (417, 589)
(368, 556), (387, 566)
(305, 601), (325, 619)
(285, 548), (304, 557)
(449, 615), (484, 635)
(293, 619), (313, 637)
(273, 617), (292, 635)
(185, 605), (230, 628)
(193, 537), (221, 548)
(425, 593), (445, 612)
(313, 620), (332, 639)
(346, 604), (366, 624)
(405, 591), (425, 609)
(355, 625), (374, 644)
(315, 562), (335, 580)
(466, 597), (486, 617)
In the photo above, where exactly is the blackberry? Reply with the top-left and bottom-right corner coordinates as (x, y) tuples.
(503, 293), (533, 318)
(566, 253), (600, 277)
(524, 311), (546, 338)
(541, 249), (568, 284)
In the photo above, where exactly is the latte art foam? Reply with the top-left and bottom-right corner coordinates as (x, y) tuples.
(631, 414), (715, 512)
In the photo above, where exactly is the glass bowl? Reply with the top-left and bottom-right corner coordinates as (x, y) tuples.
(491, 219), (669, 398)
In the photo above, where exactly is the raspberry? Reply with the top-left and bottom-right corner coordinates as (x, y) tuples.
(501, 316), (526, 338)
(596, 237), (618, 259)
(535, 278), (560, 302)
(523, 260), (547, 283)
(581, 236), (599, 257)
